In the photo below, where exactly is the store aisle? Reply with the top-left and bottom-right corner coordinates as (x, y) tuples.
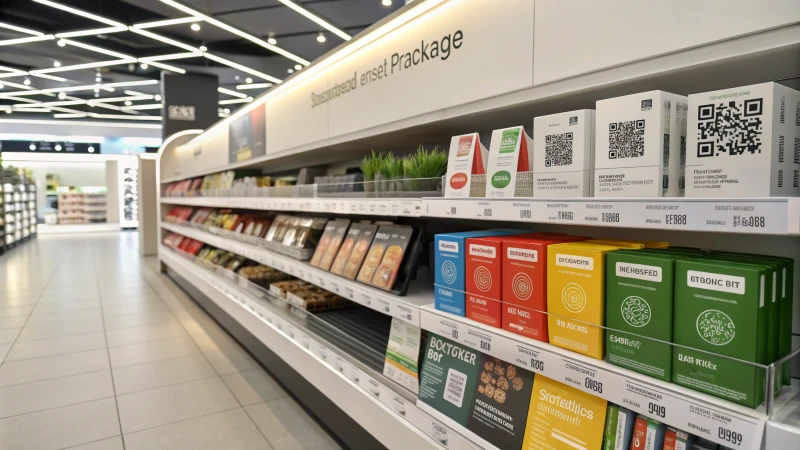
(0, 232), (344, 450)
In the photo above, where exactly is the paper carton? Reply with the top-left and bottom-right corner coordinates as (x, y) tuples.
(444, 133), (489, 198)
(486, 126), (534, 198)
(533, 109), (595, 197)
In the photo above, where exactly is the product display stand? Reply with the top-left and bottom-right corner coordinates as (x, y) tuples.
(1, 168), (37, 253)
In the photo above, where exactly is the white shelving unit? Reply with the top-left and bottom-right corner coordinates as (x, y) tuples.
(162, 196), (423, 217)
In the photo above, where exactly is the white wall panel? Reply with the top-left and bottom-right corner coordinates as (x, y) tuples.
(267, 74), (329, 155)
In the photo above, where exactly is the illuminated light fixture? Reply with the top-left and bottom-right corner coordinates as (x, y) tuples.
(146, 61), (186, 74)
(23, 78), (31, 85)
(102, 80), (158, 88)
(190, 23), (201, 31)
(267, 37), (277, 45)
(128, 27), (202, 54)
(223, 108), (230, 113)
(218, 87), (247, 99)
(204, 53), (281, 83)
(0, 66), (28, 78)
(278, 0), (350, 41)
(235, 76), (240, 81)
(88, 146), (95, 152)
(316, 33), (326, 43)
(89, 114), (162, 121)
(32, 73), (69, 82)
(382, 0), (392, 5)
(287, 68), (294, 73)
(245, 77), (253, 84)
(88, 95), (154, 103)
(0, 21), (45, 36)
(123, 103), (162, 110)
(218, 98), (251, 105)
(5, 109), (10, 114)
(53, 61), (61, 67)
(60, 39), (132, 59)
(32, 0), (126, 27)
(138, 52), (198, 62)
(158, 0), (310, 66)
(294, 64), (302, 70)
(154, 95), (162, 101)
(0, 118), (160, 129)
(0, 79), (33, 90)
(54, 26), (126, 38)
(94, 86), (100, 93)
(57, 39), (66, 47)
(140, 63), (149, 69)
(58, 92), (66, 99)
(13, 107), (51, 113)
(199, 45), (207, 52)
(30, 58), (137, 75)
(95, 77), (102, 82)
(55, 144), (62, 151)
(132, 17), (200, 29)
(236, 83), (272, 90)
(15, 100), (83, 107)
(124, 101), (132, 106)
(29, 144), (36, 150)
(0, 35), (55, 47)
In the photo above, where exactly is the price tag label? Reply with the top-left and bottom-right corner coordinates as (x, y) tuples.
(583, 202), (621, 225)
(554, 357), (610, 398)
(374, 297), (390, 314)
(424, 316), (462, 343)
(328, 279), (340, 293)
(349, 366), (361, 384)
(460, 327), (493, 353)
(358, 292), (372, 306)
(431, 422), (450, 448)
(388, 393), (407, 417)
(300, 333), (310, 349)
(476, 200), (493, 218)
(342, 285), (355, 301)
(393, 304), (416, 325)
(366, 377), (380, 398)
(333, 355), (345, 373)
(316, 343), (328, 362)
(284, 324), (296, 340)
(314, 275), (326, 289)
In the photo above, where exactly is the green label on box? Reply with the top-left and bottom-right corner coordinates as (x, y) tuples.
(499, 129), (520, 154)
(605, 252), (674, 382)
(491, 171), (511, 188)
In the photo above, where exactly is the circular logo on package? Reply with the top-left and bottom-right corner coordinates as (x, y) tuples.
(441, 260), (458, 285)
(620, 296), (651, 328)
(561, 283), (587, 313)
(473, 266), (492, 292)
(696, 309), (736, 346)
(449, 173), (468, 189)
(511, 272), (533, 300)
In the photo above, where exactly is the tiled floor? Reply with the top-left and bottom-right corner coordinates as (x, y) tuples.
(0, 232), (344, 450)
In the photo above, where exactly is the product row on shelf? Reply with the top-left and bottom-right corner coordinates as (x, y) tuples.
(122, 165), (138, 225)
(0, 170), (37, 251)
(161, 227), (743, 450)
(57, 192), (107, 224)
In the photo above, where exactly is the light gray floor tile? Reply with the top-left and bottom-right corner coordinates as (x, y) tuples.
(0, 327), (20, 345)
(246, 398), (343, 450)
(221, 369), (287, 406)
(0, 305), (33, 318)
(101, 294), (163, 306)
(124, 408), (272, 450)
(105, 322), (186, 347)
(5, 332), (107, 362)
(64, 436), (124, 450)
(191, 327), (243, 353)
(34, 299), (101, 313)
(108, 336), (199, 368)
(102, 302), (170, 318)
(0, 297), (39, 309)
(103, 312), (178, 330)
(117, 377), (239, 433)
(0, 315), (29, 330)
(0, 349), (109, 387)
(205, 347), (258, 375)
(0, 369), (114, 418)
(25, 307), (102, 326)
(16, 319), (104, 341)
(0, 397), (120, 450)
(113, 354), (217, 395)
(0, 343), (10, 364)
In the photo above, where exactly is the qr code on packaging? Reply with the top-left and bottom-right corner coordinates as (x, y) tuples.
(443, 368), (467, 407)
(545, 132), (573, 167)
(608, 120), (645, 159)
(696, 99), (763, 157)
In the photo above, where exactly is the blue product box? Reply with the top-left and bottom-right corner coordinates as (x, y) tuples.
(434, 229), (523, 316)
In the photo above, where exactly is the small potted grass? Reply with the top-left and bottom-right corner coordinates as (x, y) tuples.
(360, 150), (383, 197)
(404, 145), (448, 193)
(376, 152), (396, 196)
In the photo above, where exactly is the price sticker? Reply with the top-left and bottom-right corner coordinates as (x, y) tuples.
(333, 355), (345, 373)
(342, 286), (355, 300)
(374, 297), (390, 313)
(329, 279), (340, 293)
(367, 377), (380, 398)
(315, 275), (326, 289)
(556, 358), (609, 397)
(359, 292), (372, 306)
(389, 394), (407, 417)
(431, 422), (450, 448)
(316, 343), (328, 361)
(301, 334), (310, 349)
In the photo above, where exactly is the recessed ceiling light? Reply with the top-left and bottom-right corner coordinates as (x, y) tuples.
(95, 77), (102, 82)
(245, 78), (252, 83)
(294, 64), (301, 70)
(246, 97), (253, 102)
(287, 68), (293, 73)
(154, 94), (162, 101)
(58, 92), (66, 99)
(94, 93), (99, 98)
(316, 33), (326, 43)
(190, 23), (201, 31)
(94, 86), (100, 93)
(125, 100), (132, 106)
(88, 146), (95, 153)
(55, 144), (62, 151)
(199, 45), (207, 51)
(140, 63), (149, 69)
(382, 0), (391, 5)
(267, 37), (277, 45)
(235, 75), (240, 81)
(223, 108), (230, 113)
(5, 109), (10, 114)
(23, 78), (31, 85)
(57, 39), (66, 46)
(29, 144), (36, 150)
(53, 61), (61, 67)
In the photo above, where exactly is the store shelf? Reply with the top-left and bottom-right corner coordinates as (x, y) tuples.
(159, 247), (479, 450)
(161, 196), (424, 217)
(160, 222), (432, 326)
(419, 305), (768, 450)
(423, 197), (800, 235)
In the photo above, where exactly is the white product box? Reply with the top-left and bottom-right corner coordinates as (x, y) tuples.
(686, 82), (800, 197)
(533, 109), (595, 197)
(444, 133), (489, 198)
(594, 91), (687, 198)
(486, 126), (533, 198)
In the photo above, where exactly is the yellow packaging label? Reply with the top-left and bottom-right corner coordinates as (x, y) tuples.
(583, 239), (649, 249)
(547, 242), (622, 359)
(523, 375), (608, 450)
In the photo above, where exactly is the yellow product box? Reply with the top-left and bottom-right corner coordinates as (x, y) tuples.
(547, 242), (624, 359)
(523, 375), (608, 450)
(583, 239), (650, 249)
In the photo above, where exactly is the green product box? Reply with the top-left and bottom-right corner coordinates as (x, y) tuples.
(602, 404), (635, 450)
(673, 259), (769, 408)
(711, 251), (794, 386)
(418, 334), (535, 449)
(605, 250), (675, 381)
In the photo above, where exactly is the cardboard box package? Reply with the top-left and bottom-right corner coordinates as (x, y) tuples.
(466, 235), (511, 327)
(533, 109), (595, 197)
(547, 241), (628, 359)
(444, 133), (489, 198)
(434, 230), (522, 316)
(486, 126), (534, 198)
(672, 258), (769, 408)
(686, 82), (800, 197)
(594, 91), (688, 197)
(602, 404), (636, 450)
(629, 415), (666, 450)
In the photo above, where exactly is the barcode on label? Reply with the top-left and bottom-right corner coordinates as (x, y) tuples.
(450, 207), (457, 215)
(443, 368), (467, 407)
(520, 209), (531, 219)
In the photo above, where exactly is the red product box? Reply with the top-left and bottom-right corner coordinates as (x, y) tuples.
(500, 234), (584, 341)
(465, 235), (506, 326)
